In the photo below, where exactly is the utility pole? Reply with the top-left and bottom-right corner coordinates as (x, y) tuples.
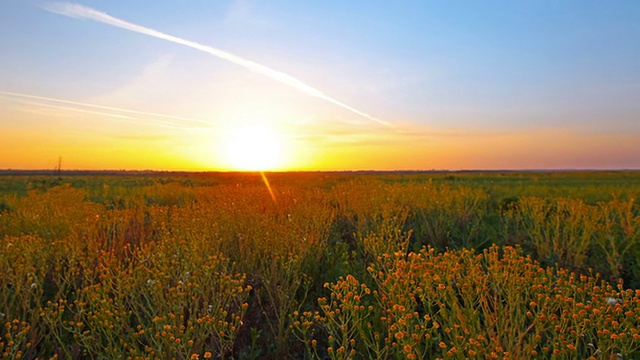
(57, 156), (62, 176)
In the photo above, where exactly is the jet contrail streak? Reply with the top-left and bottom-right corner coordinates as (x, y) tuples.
(3, 97), (135, 121)
(1, 96), (200, 129)
(0, 91), (213, 128)
(41, 2), (391, 127)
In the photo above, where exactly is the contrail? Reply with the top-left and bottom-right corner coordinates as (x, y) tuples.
(41, 2), (391, 127)
(0, 91), (213, 128)
(2, 96), (134, 121)
(3, 97), (199, 129)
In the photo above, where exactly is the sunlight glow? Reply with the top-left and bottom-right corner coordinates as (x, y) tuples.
(220, 121), (286, 171)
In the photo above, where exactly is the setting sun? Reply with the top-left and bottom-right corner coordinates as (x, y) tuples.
(1, 2), (639, 171)
(220, 121), (286, 171)
(3, 1), (640, 358)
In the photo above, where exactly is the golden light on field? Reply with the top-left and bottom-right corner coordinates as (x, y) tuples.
(219, 120), (288, 171)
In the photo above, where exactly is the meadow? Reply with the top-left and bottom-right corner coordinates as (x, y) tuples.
(0, 171), (639, 359)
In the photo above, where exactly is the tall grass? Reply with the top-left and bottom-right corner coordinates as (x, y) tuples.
(0, 172), (639, 358)
(298, 246), (640, 359)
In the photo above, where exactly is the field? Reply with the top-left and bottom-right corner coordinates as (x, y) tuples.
(1, 171), (639, 359)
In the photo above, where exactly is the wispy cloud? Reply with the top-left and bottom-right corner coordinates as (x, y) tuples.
(89, 54), (177, 108)
(0, 91), (213, 128)
(1, 95), (135, 121)
(41, 2), (391, 127)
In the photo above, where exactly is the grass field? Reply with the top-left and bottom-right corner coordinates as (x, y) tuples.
(1, 171), (639, 359)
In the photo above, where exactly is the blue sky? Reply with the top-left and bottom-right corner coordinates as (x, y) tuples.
(1, 1), (639, 170)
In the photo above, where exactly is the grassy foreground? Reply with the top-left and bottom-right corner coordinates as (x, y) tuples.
(0, 171), (639, 359)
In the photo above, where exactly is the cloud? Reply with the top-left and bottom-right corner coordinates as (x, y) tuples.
(88, 54), (177, 107)
(0, 91), (213, 128)
(224, 0), (253, 23)
(42, 2), (391, 127)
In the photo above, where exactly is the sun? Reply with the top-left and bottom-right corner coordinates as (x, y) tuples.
(220, 121), (286, 171)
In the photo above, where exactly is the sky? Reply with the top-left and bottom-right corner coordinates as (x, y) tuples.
(1, 1), (639, 171)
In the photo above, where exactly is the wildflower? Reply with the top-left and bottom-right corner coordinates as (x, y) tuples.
(607, 297), (620, 305)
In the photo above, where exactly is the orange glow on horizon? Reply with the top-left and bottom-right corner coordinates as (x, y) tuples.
(2, 115), (640, 171)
